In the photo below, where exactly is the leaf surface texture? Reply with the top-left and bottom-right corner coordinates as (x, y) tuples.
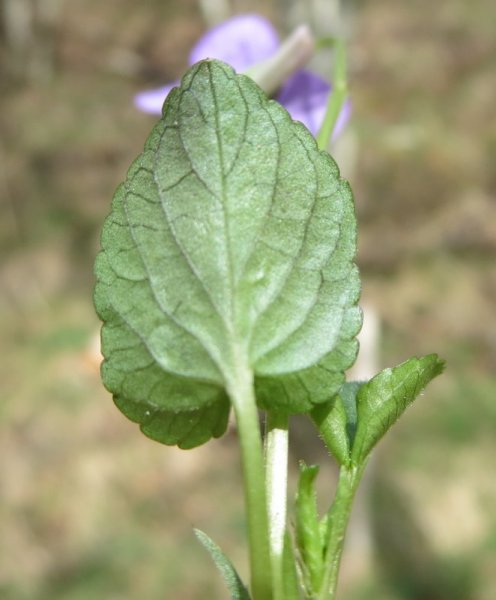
(94, 60), (360, 445)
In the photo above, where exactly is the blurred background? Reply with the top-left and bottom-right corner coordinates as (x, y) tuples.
(1, 0), (495, 598)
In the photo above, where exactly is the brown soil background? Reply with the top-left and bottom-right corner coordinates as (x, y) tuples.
(1, 1), (495, 598)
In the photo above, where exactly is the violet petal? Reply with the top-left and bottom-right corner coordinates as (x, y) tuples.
(277, 69), (351, 139)
(189, 14), (279, 72)
(134, 82), (178, 114)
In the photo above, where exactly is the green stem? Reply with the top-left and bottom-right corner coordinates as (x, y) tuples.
(316, 39), (348, 151)
(264, 411), (289, 600)
(318, 463), (367, 600)
(229, 365), (273, 600)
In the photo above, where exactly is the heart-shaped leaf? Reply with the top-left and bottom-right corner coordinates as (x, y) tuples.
(94, 59), (360, 446)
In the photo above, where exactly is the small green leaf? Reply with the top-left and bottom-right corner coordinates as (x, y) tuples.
(295, 463), (325, 592)
(194, 529), (251, 600)
(94, 59), (360, 446)
(311, 381), (364, 466)
(351, 354), (445, 463)
(311, 396), (349, 466)
(282, 532), (303, 600)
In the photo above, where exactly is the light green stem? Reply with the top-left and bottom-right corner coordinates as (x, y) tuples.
(264, 411), (289, 600)
(316, 39), (348, 151)
(318, 463), (366, 600)
(229, 365), (273, 600)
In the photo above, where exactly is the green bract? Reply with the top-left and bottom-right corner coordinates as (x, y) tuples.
(351, 354), (445, 463)
(295, 463), (326, 593)
(314, 355), (445, 466)
(94, 59), (361, 448)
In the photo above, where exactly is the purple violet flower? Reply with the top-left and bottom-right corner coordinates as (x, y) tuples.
(135, 14), (351, 139)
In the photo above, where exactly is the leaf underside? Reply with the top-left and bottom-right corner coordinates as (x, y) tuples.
(94, 59), (360, 447)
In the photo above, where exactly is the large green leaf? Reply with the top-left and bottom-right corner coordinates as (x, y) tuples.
(94, 59), (360, 446)
(351, 354), (445, 463)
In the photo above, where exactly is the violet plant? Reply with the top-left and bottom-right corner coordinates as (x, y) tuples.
(94, 14), (444, 600)
(134, 14), (351, 140)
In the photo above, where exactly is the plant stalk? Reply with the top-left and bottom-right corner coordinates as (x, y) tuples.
(318, 463), (366, 600)
(316, 39), (348, 151)
(265, 410), (289, 600)
(229, 363), (273, 600)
